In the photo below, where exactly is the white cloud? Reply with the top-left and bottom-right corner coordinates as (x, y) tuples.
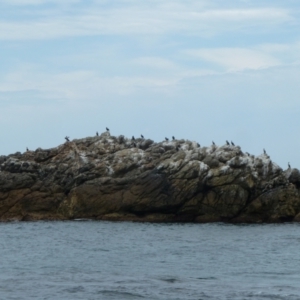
(0, 4), (292, 40)
(0, 66), (180, 103)
(132, 57), (178, 70)
(1, 0), (81, 5)
(185, 48), (281, 72)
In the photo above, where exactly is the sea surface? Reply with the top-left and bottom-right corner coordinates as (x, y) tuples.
(1, 221), (300, 300)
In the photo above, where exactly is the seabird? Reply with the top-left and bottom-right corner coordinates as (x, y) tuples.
(26, 147), (29, 152)
(288, 162), (291, 169)
(212, 141), (215, 145)
(106, 127), (109, 131)
(165, 137), (169, 141)
(231, 141), (235, 146)
(197, 143), (200, 147)
(96, 131), (99, 136)
(226, 140), (230, 145)
(172, 136), (175, 140)
(65, 136), (70, 142)
(141, 134), (144, 138)
(263, 149), (266, 155)
(132, 136), (135, 140)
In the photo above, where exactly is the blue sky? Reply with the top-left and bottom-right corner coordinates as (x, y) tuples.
(1, 0), (300, 169)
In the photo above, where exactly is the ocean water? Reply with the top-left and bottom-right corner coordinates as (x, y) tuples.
(1, 221), (300, 300)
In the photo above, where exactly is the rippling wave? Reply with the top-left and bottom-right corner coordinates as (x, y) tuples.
(1, 221), (300, 299)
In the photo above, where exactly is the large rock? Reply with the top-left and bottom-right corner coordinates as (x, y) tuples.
(0, 133), (299, 223)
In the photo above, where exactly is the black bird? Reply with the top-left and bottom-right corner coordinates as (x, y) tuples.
(96, 131), (99, 136)
(288, 162), (291, 169)
(65, 136), (70, 142)
(226, 140), (230, 145)
(172, 136), (175, 140)
(165, 137), (169, 141)
(141, 134), (144, 138)
(197, 143), (200, 147)
(26, 147), (29, 152)
(231, 141), (235, 146)
(132, 136), (135, 140)
(106, 127), (109, 131)
(263, 149), (266, 155)
(212, 141), (215, 145)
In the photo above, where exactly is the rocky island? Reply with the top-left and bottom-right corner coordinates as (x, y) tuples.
(0, 131), (300, 223)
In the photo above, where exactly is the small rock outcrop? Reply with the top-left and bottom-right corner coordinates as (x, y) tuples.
(0, 132), (299, 223)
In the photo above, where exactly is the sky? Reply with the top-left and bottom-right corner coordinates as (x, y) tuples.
(0, 0), (300, 169)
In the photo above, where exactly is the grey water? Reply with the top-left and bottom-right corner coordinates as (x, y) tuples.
(1, 222), (300, 300)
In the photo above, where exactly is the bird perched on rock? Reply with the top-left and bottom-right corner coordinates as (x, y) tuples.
(263, 149), (266, 155)
(132, 136), (135, 140)
(212, 141), (215, 145)
(65, 136), (70, 142)
(106, 127), (109, 131)
(172, 136), (175, 140)
(231, 141), (235, 146)
(165, 137), (169, 141)
(226, 140), (230, 145)
(26, 147), (29, 152)
(197, 143), (200, 147)
(288, 162), (291, 169)
(96, 131), (99, 136)
(141, 134), (144, 138)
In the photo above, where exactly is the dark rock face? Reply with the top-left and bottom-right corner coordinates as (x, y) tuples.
(1, 132), (300, 223)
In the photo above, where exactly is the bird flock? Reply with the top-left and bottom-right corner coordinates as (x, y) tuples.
(25, 127), (291, 169)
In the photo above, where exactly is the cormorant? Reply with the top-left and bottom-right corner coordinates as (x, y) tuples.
(141, 134), (144, 138)
(132, 136), (135, 140)
(96, 131), (99, 136)
(106, 127), (109, 131)
(197, 143), (200, 147)
(212, 141), (215, 145)
(26, 147), (29, 152)
(263, 149), (266, 155)
(288, 162), (291, 169)
(172, 136), (175, 140)
(226, 140), (230, 145)
(65, 136), (70, 142)
(165, 137), (169, 141)
(231, 141), (235, 146)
